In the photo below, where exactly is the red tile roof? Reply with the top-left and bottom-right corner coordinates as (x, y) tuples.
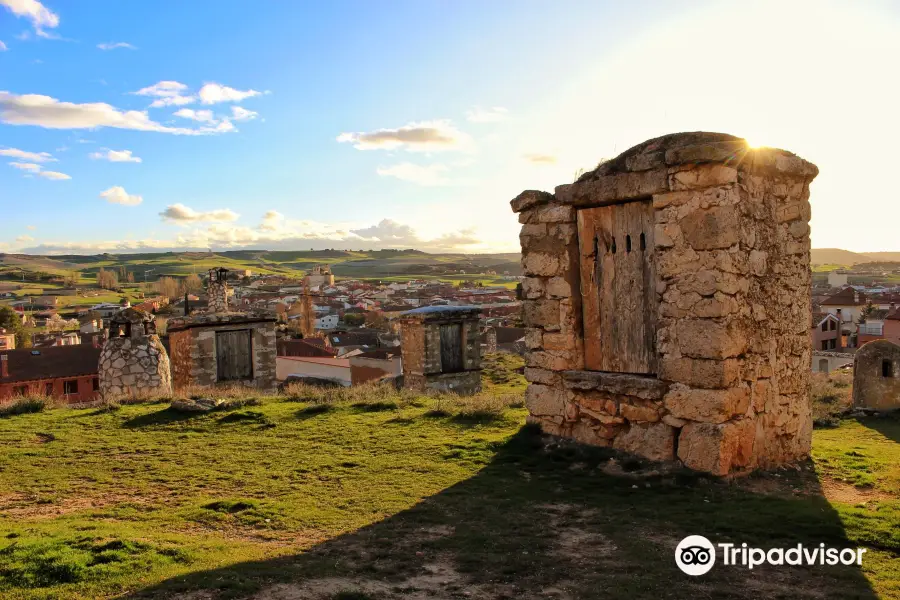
(0, 345), (101, 384)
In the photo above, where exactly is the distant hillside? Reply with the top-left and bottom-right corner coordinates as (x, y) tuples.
(0, 250), (523, 283)
(811, 248), (900, 266)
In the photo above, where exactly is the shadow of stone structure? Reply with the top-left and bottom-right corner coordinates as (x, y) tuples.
(121, 427), (876, 600)
(511, 132), (819, 475)
(853, 340), (900, 411)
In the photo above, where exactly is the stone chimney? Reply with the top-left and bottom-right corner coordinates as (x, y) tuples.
(1, 354), (7, 378)
(207, 268), (229, 313)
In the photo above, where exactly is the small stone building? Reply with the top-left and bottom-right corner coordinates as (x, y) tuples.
(168, 269), (277, 391)
(512, 132), (818, 476)
(98, 307), (172, 399)
(400, 306), (482, 395)
(853, 340), (900, 411)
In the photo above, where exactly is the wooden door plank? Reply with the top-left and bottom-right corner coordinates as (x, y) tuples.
(578, 199), (657, 374)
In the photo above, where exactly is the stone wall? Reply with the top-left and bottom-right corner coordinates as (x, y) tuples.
(511, 132), (818, 476)
(400, 306), (482, 395)
(853, 340), (900, 411)
(168, 313), (277, 391)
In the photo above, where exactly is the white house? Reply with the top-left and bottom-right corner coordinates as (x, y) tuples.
(276, 356), (351, 385)
(315, 314), (340, 330)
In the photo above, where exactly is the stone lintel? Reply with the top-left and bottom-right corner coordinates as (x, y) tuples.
(167, 311), (276, 332)
(562, 370), (669, 401)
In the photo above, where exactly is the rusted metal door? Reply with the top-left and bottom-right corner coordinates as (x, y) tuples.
(439, 323), (464, 373)
(577, 200), (657, 374)
(216, 329), (253, 381)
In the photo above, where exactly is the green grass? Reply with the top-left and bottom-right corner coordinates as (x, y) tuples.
(0, 371), (897, 599)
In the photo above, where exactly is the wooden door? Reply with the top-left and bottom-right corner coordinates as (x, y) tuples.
(577, 200), (657, 374)
(439, 324), (464, 373)
(216, 329), (253, 381)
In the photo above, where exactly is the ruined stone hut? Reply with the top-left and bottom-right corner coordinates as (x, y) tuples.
(512, 132), (818, 476)
(853, 340), (900, 411)
(98, 307), (172, 399)
(400, 305), (482, 395)
(168, 268), (277, 390)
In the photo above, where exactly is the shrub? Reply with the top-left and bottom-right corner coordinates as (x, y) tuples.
(0, 395), (49, 417)
(811, 371), (853, 427)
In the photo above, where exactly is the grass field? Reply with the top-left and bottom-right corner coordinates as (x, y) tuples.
(0, 360), (898, 599)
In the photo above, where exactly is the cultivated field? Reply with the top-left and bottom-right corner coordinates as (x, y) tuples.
(0, 360), (898, 599)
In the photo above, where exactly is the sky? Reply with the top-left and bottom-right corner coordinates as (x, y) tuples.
(1, 0), (899, 255)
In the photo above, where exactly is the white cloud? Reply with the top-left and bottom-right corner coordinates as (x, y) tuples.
(150, 95), (195, 108)
(134, 80), (188, 97)
(37, 170), (70, 180)
(522, 153), (557, 165)
(89, 149), (142, 163)
(376, 162), (450, 186)
(198, 83), (261, 104)
(231, 106), (257, 121)
(259, 210), (284, 231)
(16, 234), (33, 242)
(337, 120), (472, 152)
(26, 225), (35, 230)
(465, 106), (509, 123)
(133, 80), (195, 108)
(0, 40), (7, 51)
(0, 0), (59, 32)
(0, 91), (239, 135)
(97, 42), (136, 50)
(0, 146), (55, 162)
(174, 108), (215, 123)
(100, 186), (142, 206)
(18, 213), (484, 254)
(9, 161), (41, 172)
(160, 203), (240, 224)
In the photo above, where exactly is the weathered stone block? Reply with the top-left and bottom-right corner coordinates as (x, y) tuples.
(524, 367), (559, 386)
(546, 276), (573, 298)
(510, 189), (554, 213)
(522, 253), (560, 277)
(523, 299), (560, 329)
(669, 165), (737, 191)
(554, 169), (668, 206)
(663, 384), (750, 423)
(680, 205), (740, 250)
(620, 402), (661, 423)
(613, 422), (675, 462)
(678, 419), (755, 475)
(675, 319), (746, 359)
(525, 384), (566, 417)
(658, 356), (740, 389)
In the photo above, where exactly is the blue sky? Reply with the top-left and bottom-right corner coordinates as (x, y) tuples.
(2, 0), (899, 254)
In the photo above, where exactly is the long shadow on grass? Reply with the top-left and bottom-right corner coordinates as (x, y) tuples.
(124, 426), (878, 600)
(122, 407), (209, 428)
(859, 413), (900, 443)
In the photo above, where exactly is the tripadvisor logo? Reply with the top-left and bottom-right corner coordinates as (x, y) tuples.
(675, 536), (867, 576)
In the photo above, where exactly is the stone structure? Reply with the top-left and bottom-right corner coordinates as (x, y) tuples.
(168, 267), (277, 391)
(98, 307), (172, 399)
(303, 265), (335, 288)
(168, 311), (277, 390)
(852, 340), (900, 411)
(207, 267), (230, 313)
(400, 306), (482, 395)
(511, 132), (818, 476)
